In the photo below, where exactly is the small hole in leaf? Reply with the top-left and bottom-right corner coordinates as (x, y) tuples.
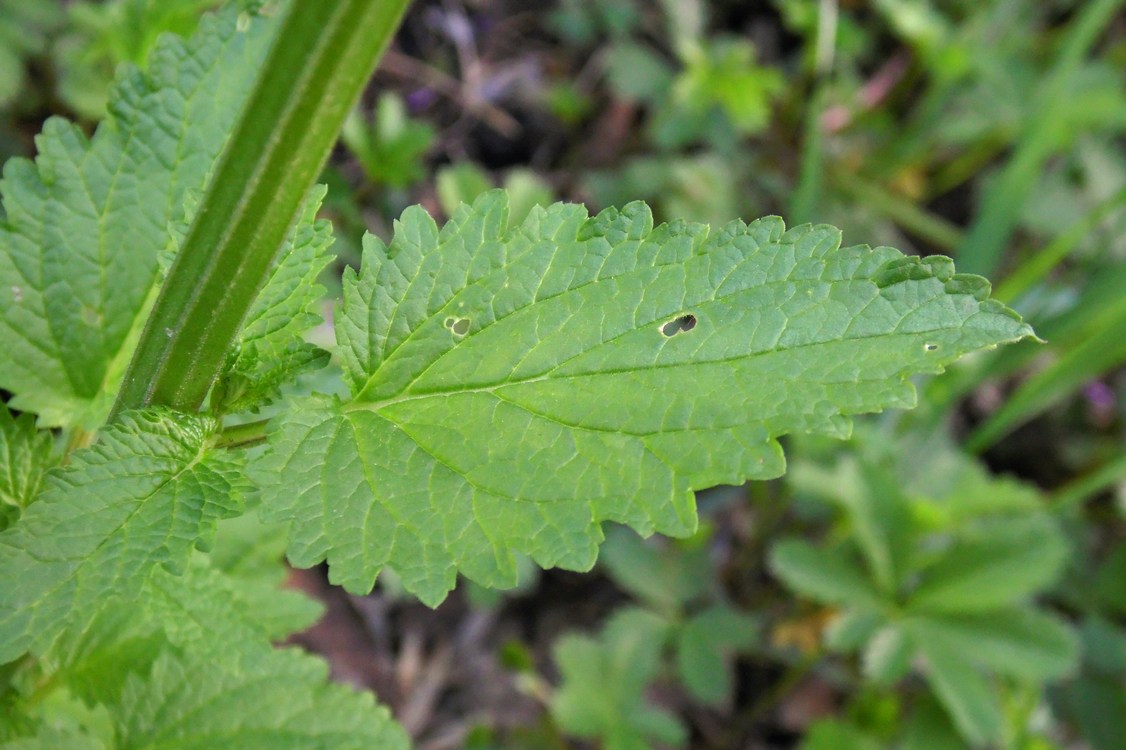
(925, 343), (939, 352)
(451, 318), (470, 336)
(661, 314), (697, 337)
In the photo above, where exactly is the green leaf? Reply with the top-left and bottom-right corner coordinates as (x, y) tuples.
(435, 163), (494, 218)
(342, 93), (435, 188)
(916, 636), (1004, 746)
(207, 513), (325, 641)
(39, 605), (163, 705)
(824, 608), (883, 652)
(769, 539), (883, 608)
(1054, 673), (1126, 750)
(799, 720), (881, 750)
(862, 624), (913, 685)
(902, 609), (1079, 681)
(113, 647), (407, 750)
(0, 9), (274, 428)
(675, 605), (756, 705)
(0, 410), (244, 663)
(0, 727), (104, 750)
(551, 607), (683, 750)
(214, 186), (334, 413)
(907, 515), (1068, 613)
(0, 405), (53, 527)
(900, 695), (965, 750)
(600, 526), (712, 612)
(827, 456), (913, 594)
(253, 194), (1031, 604)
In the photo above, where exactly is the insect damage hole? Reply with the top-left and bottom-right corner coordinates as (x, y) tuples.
(444, 317), (470, 336)
(660, 314), (698, 337)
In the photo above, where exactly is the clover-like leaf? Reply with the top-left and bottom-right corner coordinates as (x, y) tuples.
(253, 192), (1033, 605)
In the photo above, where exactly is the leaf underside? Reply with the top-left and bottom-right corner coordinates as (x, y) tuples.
(252, 191), (1033, 605)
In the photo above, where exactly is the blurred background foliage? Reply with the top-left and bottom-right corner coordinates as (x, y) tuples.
(0, 0), (1123, 747)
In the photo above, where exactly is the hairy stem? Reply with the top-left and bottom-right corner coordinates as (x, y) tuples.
(112, 0), (411, 419)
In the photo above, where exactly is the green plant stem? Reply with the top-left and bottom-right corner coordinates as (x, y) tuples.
(213, 418), (271, 450)
(112, 0), (411, 419)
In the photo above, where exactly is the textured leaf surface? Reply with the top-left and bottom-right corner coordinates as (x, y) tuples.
(0, 411), (243, 662)
(215, 186), (334, 414)
(114, 648), (408, 750)
(253, 192), (1033, 604)
(2, 562), (400, 750)
(0, 10), (272, 428)
(0, 405), (52, 529)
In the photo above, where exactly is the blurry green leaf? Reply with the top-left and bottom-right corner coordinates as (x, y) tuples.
(501, 169), (553, 228)
(800, 719), (881, 750)
(658, 0), (704, 53)
(604, 42), (674, 102)
(0, 726), (105, 750)
(600, 526), (712, 612)
(342, 92), (435, 188)
(0, 405), (52, 527)
(862, 625), (912, 685)
(770, 540), (884, 608)
(551, 608), (684, 750)
(872, 0), (951, 57)
(56, 0), (222, 120)
(1052, 674), (1126, 750)
(901, 695), (964, 750)
(908, 516), (1068, 613)
(824, 608), (883, 652)
(844, 458), (914, 594)
(549, 0), (639, 44)
(903, 609), (1078, 681)
(436, 163), (493, 218)
(916, 636), (1003, 745)
(675, 605), (756, 705)
(0, 0), (62, 107)
(587, 153), (743, 226)
(1078, 616), (1126, 676)
(661, 38), (783, 144)
(1094, 544), (1126, 614)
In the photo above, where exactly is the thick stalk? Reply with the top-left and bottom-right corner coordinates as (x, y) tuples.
(112, 0), (411, 418)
